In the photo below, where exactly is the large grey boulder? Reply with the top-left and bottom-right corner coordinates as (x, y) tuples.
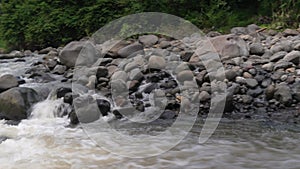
(0, 87), (42, 120)
(59, 41), (99, 67)
(210, 34), (249, 59)
(73, 95), (101, 123)
(0, 74), (19, 93)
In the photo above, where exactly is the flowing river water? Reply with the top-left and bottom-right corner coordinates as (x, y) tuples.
(0, 55), (299, 169)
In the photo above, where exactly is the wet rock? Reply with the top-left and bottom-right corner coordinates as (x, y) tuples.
(117, 42), (143, 58)
(96, 99), (111, 116)
(159, 110), (176, 119)
(56, 87), (72, 98)
(0, 74), (19, 93)
(143, 83), (158, 94)
(139, 35), (158, 47)
(69, 110), (79, 125)
(135, 100), (145, 112)
(283, 50), (300, 65)
(250, 43), (265, 55)
(63, 93), (73, 105)
(73, 95), (100, 123)
(148, 55), (166, 70)
(45, 59), (58, 69)
(274, 83), (292, 106)
(0, 87), (42, 120)
(52, 65), (67, 75)
(96, 66), (108, 78)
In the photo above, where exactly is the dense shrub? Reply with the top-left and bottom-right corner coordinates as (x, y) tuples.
(0, 0), (299, 50)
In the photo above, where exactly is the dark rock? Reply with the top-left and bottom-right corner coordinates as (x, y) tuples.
(56, 87), (72, 98)
(96, 99), (111, 116)
(143, 83), (158, 94)
(247, 87), (263, 97)
(0, 74), (19, 92)
(96, 66), (109, 78)
(117, 42), (143, 58)
(63, 93), (73, 105)
(69, 109), (79, 125)
(135, 100), (145, 112)
(159, 110), (177, 119)
(180, 51), (194, 62)
(0, 87), (42, 120)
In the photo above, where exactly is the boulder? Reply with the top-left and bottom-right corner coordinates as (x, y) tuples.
(96, 99), (111, 116)
(0, 87), (42, 120)
(0, 74), (19, 93)
(210, 34), (249, 59)
(59, 41), (98, 67)
(73, 95), (100, 123)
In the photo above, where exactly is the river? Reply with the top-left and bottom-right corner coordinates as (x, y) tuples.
(0, 55), (299, 169)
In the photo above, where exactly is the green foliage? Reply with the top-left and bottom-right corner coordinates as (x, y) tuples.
(0, 0), (299, 50)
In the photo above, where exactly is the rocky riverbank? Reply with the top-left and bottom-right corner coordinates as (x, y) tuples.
(0, 24), (300, 126)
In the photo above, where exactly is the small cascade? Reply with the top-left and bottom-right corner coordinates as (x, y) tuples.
(30, 89), (72, 119)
